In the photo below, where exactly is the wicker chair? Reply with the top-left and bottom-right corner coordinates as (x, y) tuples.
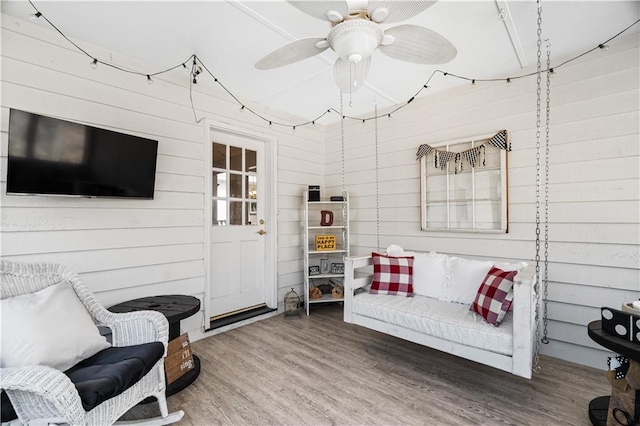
(0, 260), (185, 425)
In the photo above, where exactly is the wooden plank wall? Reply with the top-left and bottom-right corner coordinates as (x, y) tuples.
(323, 34), (639, 369)
(0, 14), (324, 338)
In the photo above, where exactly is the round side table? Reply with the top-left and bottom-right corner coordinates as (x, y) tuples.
(587, 320), (640, 426)
(108, 295), (201, 397)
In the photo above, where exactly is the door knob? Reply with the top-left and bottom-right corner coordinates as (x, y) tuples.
(257, 229), (267, 235)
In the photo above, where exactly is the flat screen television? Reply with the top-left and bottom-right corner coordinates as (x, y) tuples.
(6, 109), (158, 199)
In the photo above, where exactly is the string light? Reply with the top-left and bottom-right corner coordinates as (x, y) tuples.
(292, 126), (296, 132)
(22, 0), (639, 130)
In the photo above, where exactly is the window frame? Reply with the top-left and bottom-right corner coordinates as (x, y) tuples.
(419, 133), (509, 233)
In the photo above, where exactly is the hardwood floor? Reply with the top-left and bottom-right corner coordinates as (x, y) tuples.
(123, 304), (609, 425)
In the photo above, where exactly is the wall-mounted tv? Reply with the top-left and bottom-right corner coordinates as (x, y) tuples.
(6, 109), (158, 199)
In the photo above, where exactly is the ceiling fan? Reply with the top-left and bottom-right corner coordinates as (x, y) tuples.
(255, 0), (457, 93)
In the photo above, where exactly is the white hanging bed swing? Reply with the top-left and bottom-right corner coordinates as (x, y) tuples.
(340, 1), (552, 379)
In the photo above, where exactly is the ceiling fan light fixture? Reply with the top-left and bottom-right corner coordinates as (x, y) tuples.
(328, 20), (383, 63)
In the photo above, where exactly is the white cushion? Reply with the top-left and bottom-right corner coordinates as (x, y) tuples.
(1, 281), (111, 371)
(352, 292), (514, 356)
(411, 252), (450, 299)
(386, 244), (406, 257)
(446, 257), (493, 304)
(492, 261), (527, 272)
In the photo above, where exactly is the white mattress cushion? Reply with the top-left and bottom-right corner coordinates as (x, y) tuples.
(352, 292), (513, 356)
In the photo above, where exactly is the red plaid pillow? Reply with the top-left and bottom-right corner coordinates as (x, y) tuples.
(370, 253), (414, 297)
(470, 267), (517, 326)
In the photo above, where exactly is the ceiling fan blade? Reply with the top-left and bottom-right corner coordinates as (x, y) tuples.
(333, 57), (371, 93)
(379, 25), (457, 64)
(287, 0), (349, 22)
(255, 37), (329, 70)
(367, 0), (438, 24)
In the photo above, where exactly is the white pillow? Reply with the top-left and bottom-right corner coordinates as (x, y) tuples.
(412, 252), (450, 299)
(386, 245), (406, 257)
(446, 257), (494, 304)
(493, 261), (527, 272)
(1, 281), (111, 371)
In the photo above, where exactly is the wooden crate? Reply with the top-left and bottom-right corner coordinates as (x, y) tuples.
(165, 333), (194, 385)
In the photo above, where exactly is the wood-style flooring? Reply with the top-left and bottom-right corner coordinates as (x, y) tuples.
(123, 304), (609, 425)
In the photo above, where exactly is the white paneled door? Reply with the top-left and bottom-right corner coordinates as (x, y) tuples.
(206, 126), (271, 320)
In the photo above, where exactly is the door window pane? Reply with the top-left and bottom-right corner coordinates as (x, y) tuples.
(247, 202), (257, 225)
(212, 143), (226, 169)
(246, 149), (257, 172)
(246, 175), (257, 199)
(229, 201), (243, 225)
(213, 200), (227, 226)
(229, 174), (243, 198)
(212, 172), (227, 198)
(230, 146), (242, 171)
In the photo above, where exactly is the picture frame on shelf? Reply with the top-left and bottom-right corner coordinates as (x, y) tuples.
(331, 263), (345, 274)
(320, 259), (331, 274)
(308, 266), (320, 276)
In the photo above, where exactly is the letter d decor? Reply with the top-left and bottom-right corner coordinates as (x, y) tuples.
(320, 210), (334, 226)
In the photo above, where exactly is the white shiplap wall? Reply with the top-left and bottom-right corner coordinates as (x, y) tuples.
(0, 14), (324, 338)
(324, 34), (640, 369)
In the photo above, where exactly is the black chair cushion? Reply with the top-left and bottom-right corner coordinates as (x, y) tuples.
(1, 342), (164, 420)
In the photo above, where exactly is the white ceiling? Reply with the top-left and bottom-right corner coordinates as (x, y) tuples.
(1, 0), (639, 124)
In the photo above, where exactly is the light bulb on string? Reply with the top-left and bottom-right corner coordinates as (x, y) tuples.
(239, 105), (245, 113)
(506, 78), (512, 87)
(90, 58), (98, 69)
(268, 121), (272, 128)
(147, 75), (153, 85)
(548, 68), (556, 78)
(292, 126), (296, 133)
(29, 12), (42, 22)
(471, 79), (476, 89)
(387, 114), (392, 121)
(599, 44), (609, 50)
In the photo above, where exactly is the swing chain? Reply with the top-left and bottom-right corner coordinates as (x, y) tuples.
(532, 0), (543, 374)
(541, 38), (552, 345)
(374, 102), (381, 252)
(340, 92), (348, 250)
(340, 92), (346, 195)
